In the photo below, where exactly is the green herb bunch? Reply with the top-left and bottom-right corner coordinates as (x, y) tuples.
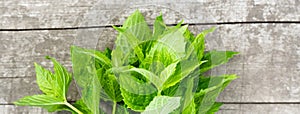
(14, 10), (239, 114)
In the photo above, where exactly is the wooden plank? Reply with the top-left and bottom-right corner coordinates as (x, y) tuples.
(0, 24), (299, 104)
(0, 105), (53, 114)
(1, 0), (299, 29)
(0, 29), (110, 78)
(0, 77), (80, 104)
(217, 104), (300, 114)
(208, 24), (300, 102)
(0, 30), (75, 78)
(1, 104), (300, 114)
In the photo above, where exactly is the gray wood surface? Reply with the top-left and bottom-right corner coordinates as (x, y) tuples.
(1, 104), (300, 114)
(1, 0), (299, 29)
(1, 0), (299, 113)
(1, 23), (299, 113)
(217, 104), (300, 114)
(0, 105), (52, 114)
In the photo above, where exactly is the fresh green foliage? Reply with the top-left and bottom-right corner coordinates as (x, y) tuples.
(142, 96), (181, 114)
(14, 10), (239, 114)
(71, 46), (102, 114)
(14, 57), (83, 114)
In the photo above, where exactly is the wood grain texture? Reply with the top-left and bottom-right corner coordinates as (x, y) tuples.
(1, 0), (299, 113)
(1, 0), (299, 29)
(0, 77), (80, 105)
(217, 104), (300, 114)
(0, 105), (53, 114)
(1, 104), (300, 114)
(0, 30), (75, 78)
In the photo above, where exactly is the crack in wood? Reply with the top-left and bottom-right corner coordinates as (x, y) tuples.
(1, 21), (299, 31)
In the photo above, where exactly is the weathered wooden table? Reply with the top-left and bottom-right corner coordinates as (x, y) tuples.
(0, 0), (299, 114)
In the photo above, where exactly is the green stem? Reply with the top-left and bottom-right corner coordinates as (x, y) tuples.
(157, 90), (162, 96)
(112, 101), (117, 114)
(65, 101), (83, 114)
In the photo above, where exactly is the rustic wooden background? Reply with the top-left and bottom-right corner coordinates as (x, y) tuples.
(0, 0), (299, 114)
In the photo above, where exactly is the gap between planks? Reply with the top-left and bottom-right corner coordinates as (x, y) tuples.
(0, 21), (299, 31)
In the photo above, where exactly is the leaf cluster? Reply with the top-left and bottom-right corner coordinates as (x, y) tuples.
(14, 10), (239, 114)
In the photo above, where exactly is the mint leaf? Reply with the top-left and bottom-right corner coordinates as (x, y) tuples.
(97, 69), (122, 102)
(111, 47), (123, 67)
(140, 56), (165, 75)
(119, 73), (157, 111)
(14, 95), (72, 113)
(181, 99), (196, 114)
(73, 99), (92, 114)
(141, 45), (175, 72)
(71, 46), (101, 114)
(186, 27), (215, 62)
(122, 10), (152, 41)
(162, 59), (206, 90)
(112, 10), (151, 66)
(153, 14), (167, 39)
(47, 57), (72, 100)
(71, 46), (111, 68)
(183, 28), (195, 42)
(206, 102), (223, 114)
(186, 33), (205, 62)
(159, 61), (179, 85)
(194, 75), (237, 113)
(141, 25), (188, 73)
(142, 96), (181, 114)
(14, 95), (64, 106)
(154, 25), (187, 59)
(113, 26), (144, 64)
(124, 68), (161, 90)
(14, 57), (81, 113)
(126, 61), (179, 92)
(34, 63), (58, 96)
(168, 74), (198, 114)
(178, 78), (197, 113)
(200, 51), (239, 73)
